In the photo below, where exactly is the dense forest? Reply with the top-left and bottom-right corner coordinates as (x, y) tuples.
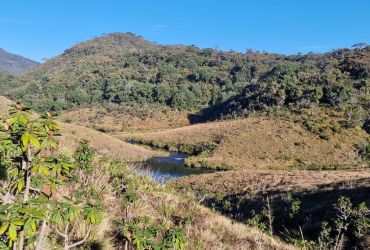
(2, 33), (369, 126)
(0, 70), (14, 90)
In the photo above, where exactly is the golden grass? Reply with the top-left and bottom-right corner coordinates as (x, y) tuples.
(171, 167), (370, 249)
(115, 117), (367, 170)
(58, 123), (165, 162)
(0, 96), (362, 248)
(172, 168), (370, 196)
(184, 203), (296, 250)
(0, 96), (164, 162)
(102, 162), (296, 250)
(61, 106), (191, 132)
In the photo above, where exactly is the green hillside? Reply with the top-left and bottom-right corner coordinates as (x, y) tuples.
(0, 70), (18, 97)
(3, 33), (369, 128)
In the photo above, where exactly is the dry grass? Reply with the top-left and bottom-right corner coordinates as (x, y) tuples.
(58, 123), (165, 162)
(115, 117), (367, 170)
(103, 162), (296, 250)
(172, 169), (370, 196)
(1, 96), (365, 248)
(61, 106), (191, 133)
(184, 203), (296, 250)
(0, 96), (163, 162)
(172, 168), (370, 248)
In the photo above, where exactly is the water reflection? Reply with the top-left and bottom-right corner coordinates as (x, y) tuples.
(137, 152), (212, 183)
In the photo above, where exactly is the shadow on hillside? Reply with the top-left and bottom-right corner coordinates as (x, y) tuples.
(201, 178), (370, 248)
(187, 103), (225, 124)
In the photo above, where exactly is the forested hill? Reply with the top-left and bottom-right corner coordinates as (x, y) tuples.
(0, 48), (39, 75)
(0, 70), (15, 92)
(3, 33), (369, 125)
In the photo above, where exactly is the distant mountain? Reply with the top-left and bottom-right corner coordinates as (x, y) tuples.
(0, 48), (39, 76)
(3, 32), (369, 128)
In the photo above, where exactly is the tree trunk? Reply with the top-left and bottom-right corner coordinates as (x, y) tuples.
(18, 148), (33, 250)
(64, 223), (70, 250)
(35, 219), (47, 250)
(64, 225), (91, 250)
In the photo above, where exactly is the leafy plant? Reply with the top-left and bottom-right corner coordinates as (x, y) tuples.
(118, 217), (186, 250)
(0, 104), (102, 249)
(73, 140), (95, 173)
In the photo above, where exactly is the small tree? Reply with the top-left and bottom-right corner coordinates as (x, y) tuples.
(0, 104), (101, 249)
(74, 140), (95, 173)
(318, 196), (370, 250)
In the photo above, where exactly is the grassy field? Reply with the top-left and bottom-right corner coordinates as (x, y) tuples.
(0, 96), (164, 162)
(2, 95), (368, 248)
(100, 161), (296, 250)
(59, 123), (165, 162)
(1, 95), (297, 249)
(115, 116), (368, 170)
(61, 105), (191, 133)
(171, 169), (370, 196)
(171, 169), (370, 247)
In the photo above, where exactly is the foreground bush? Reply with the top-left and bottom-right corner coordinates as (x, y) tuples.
(0, 104), (102, 249)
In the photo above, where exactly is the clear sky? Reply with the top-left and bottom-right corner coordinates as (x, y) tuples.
(1, 0), (369, 62)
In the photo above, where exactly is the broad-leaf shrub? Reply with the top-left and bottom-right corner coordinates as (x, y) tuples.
(0, 104), (102, 249)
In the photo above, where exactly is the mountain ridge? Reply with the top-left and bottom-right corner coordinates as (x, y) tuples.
(2, 32), (369, 130)
(0, 47), (39, 75)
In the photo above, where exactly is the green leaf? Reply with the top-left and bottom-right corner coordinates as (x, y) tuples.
(18, 115), (28, 125)
(32, 164), (40, 174)
(12, 220), (24, 226)
(29, 135), (41, 149)
(40, 166), (49, 176)
(21, 133), (30, 151)
(17, 179), (25, 192)
(90, 211), (96, 224)
(49, 139), (58, 149)
(31, 220), (36, 232)
(8, 224), (17, 241)
(0, 222), (9, 235)
(24, 219), (32, 234)
(52, 213), (63, 225)
(9, 116), (18, 125)
(51, 183), (57, 193)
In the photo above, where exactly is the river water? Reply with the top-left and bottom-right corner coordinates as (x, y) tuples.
(136, 151), (212, 183)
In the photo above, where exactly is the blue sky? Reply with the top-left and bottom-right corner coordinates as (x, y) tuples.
(1, 0), (369, 62)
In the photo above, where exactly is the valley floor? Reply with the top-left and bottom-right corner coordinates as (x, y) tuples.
(114, 117), (368, 170)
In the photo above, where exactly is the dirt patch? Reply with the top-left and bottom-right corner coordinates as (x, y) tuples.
(0, 95), (14, 114)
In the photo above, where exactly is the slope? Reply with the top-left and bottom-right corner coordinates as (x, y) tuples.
(0, 48), (39, 75)
(0, 95), (162, 162)
(0, 95), (296, 249)
(116, 116), (368, 170)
